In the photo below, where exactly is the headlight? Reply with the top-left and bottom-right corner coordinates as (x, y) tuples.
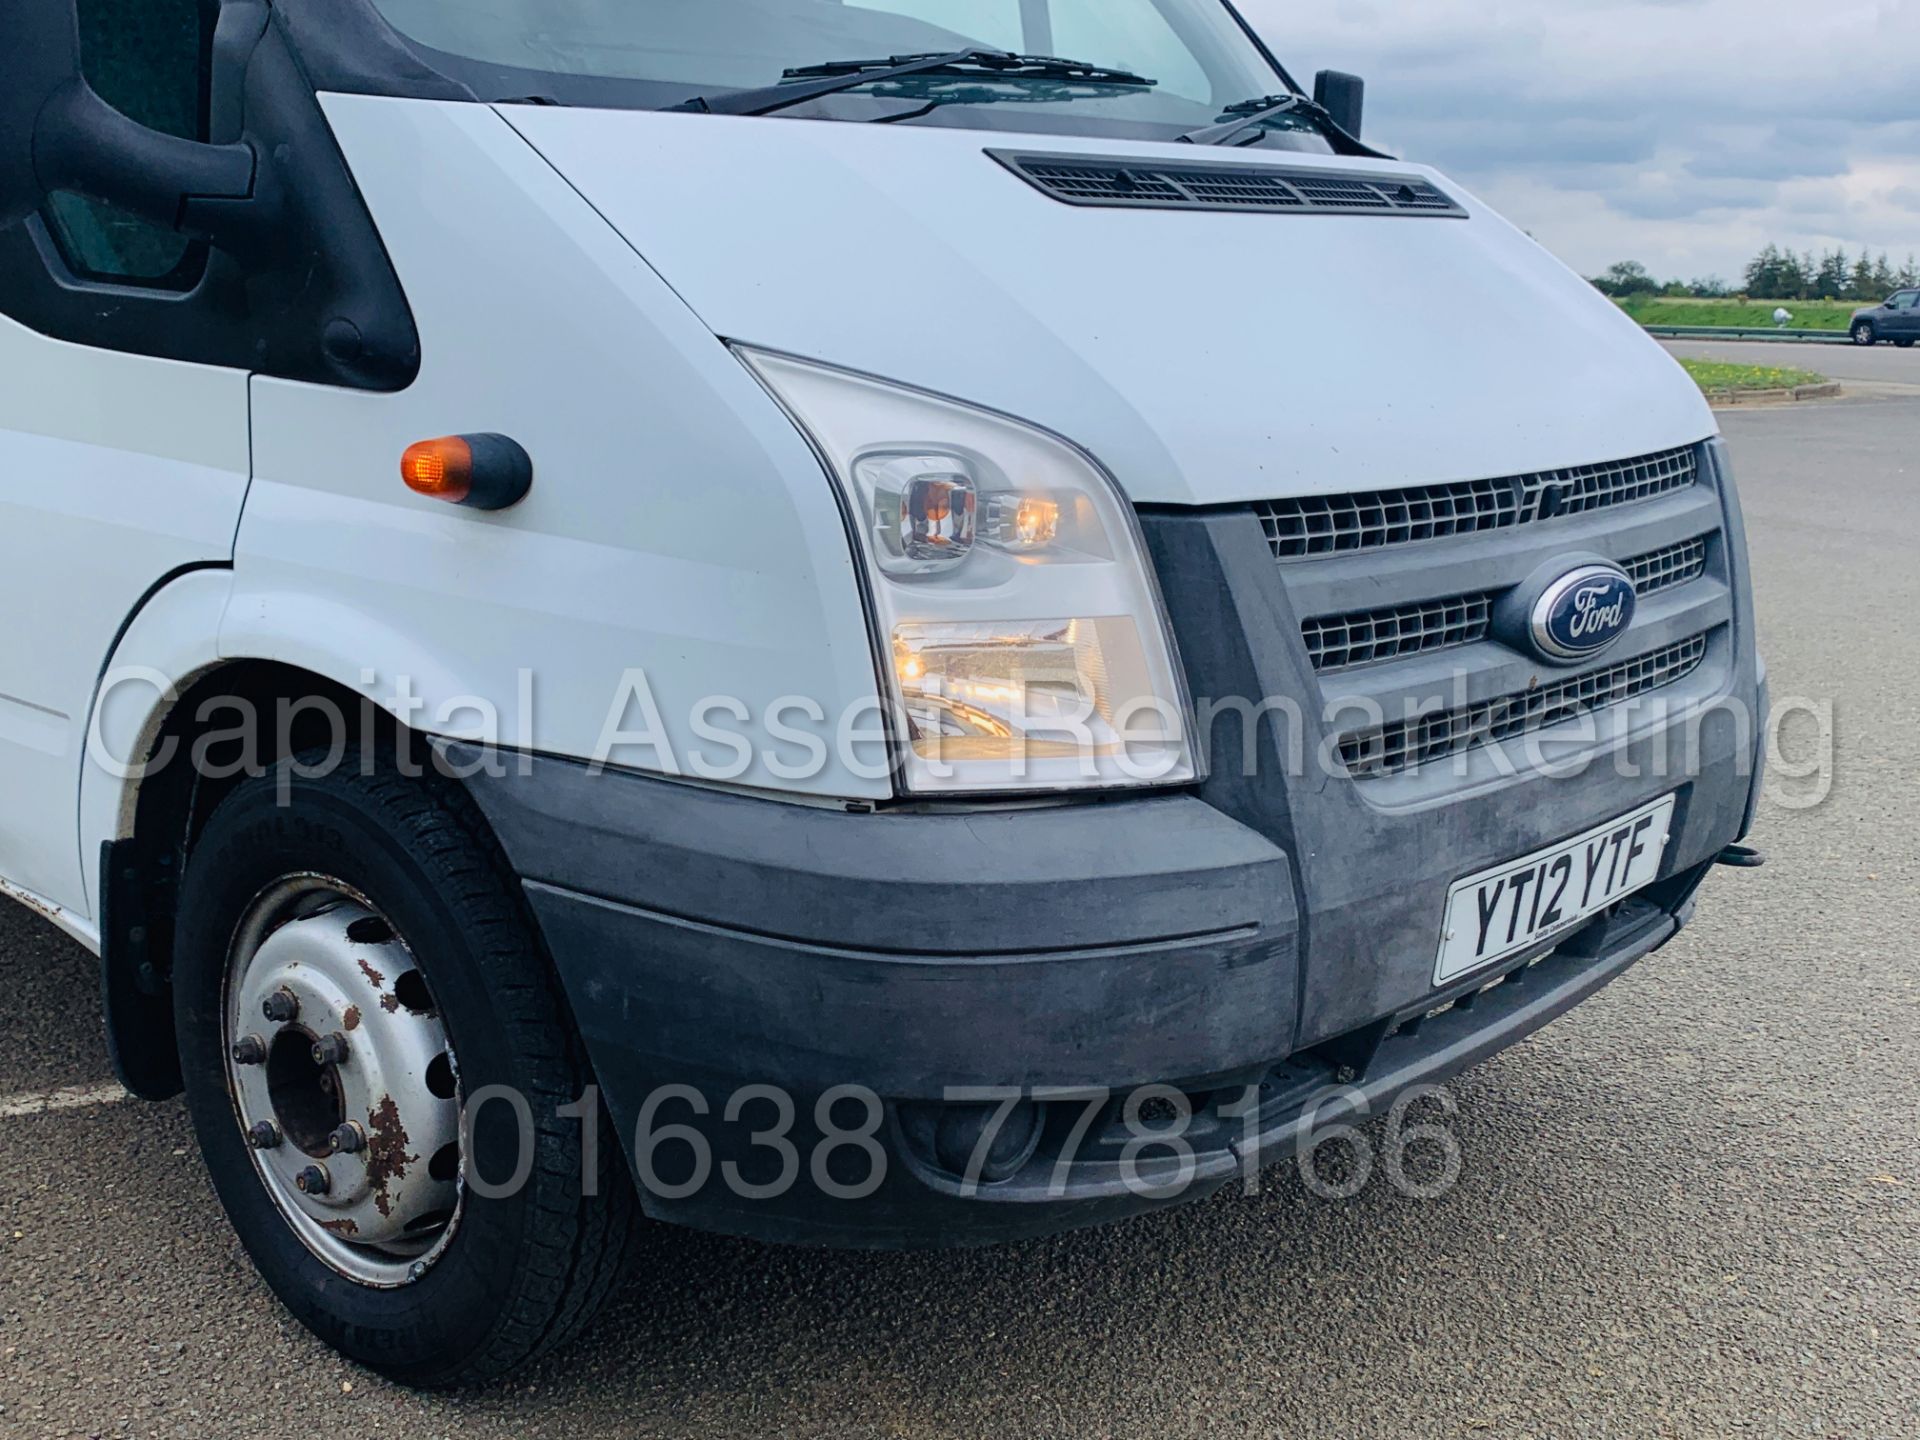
(740, 348), (1198, 796)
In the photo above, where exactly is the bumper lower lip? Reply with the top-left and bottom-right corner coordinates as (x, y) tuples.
(888, 900), (1680, 1215)
(454, 745), (1301, 1096)
(530, 860), (1680, 1247)
(450, 744), (1715, 1249)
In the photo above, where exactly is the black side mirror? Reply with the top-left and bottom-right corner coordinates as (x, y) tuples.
(1313, 69), (1367, 142)
(0, 2), (86, 229)
(0, 0), (256, 238)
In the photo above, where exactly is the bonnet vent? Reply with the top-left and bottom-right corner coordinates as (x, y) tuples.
(991, 151), (1466, 218)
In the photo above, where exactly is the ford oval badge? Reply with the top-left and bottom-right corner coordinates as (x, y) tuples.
(1531, 564), (1636, 662)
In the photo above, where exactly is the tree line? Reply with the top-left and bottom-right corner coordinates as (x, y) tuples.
(1592, 246), (1920, 301)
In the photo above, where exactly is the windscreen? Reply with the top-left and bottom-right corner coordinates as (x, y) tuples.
(368, 0), (1303, 139)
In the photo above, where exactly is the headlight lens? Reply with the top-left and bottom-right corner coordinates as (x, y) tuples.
(740, 349), (1198, 795)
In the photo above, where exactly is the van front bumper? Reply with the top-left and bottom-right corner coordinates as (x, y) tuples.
(453, 746), (1734, 1248)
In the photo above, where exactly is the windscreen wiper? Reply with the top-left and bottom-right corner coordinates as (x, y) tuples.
(671, 50), (1153, 119)
(1180, 93), (1389, 157)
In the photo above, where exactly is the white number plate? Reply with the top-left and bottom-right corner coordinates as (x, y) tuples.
(1434, 795), (1676, 986)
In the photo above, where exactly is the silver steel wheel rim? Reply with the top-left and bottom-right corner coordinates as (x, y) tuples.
(1856, 326), (1873, 344)
(223, 875), (463, 1288)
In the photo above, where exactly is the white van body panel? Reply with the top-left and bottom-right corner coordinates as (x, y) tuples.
(501, 108), (1715, 505)
(77, 568), (235, 918)
(239, 97), (888, 798)
(0, 312), (250, 916)
(0, 874), (100, 953)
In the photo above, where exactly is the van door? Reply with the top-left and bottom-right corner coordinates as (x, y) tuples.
(0, 0), (250, 916)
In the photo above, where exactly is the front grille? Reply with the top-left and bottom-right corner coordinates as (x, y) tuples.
(1304, 594), (1494, 672)
(1258, 446), (1699, 561)
(1338, 635), (1712, 778)
(1625, 536), (1708, 595)
(1302, 536), (1713, 673)
(992, 151), (1466, 217)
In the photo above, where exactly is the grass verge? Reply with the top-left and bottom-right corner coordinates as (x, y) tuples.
(1678, 358), (1828, 395)
(1618, 296), (1861, 331)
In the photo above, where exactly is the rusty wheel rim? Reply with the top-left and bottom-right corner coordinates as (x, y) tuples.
(223, 876), (463, 1288)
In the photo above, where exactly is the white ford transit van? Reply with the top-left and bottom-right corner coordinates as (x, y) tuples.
(0, 0), (1764, 1387)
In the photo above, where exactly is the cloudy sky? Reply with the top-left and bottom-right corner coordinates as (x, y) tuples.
(1240, 0), (1920, 285)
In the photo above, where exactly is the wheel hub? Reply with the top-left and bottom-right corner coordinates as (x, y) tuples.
(226, 882), (462, 1286)
(264, 1023), (345, 1154)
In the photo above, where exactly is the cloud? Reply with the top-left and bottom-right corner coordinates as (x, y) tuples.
(1238, 0), (1920, 278)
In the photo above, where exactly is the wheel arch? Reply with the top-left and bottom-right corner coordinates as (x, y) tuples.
(87, 569), (549, 1099)
(96, 652), (466, 1100)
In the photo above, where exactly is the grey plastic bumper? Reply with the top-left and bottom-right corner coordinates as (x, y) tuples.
(452, 748), (1707, 1248)
(454, 751), (1299, 1095)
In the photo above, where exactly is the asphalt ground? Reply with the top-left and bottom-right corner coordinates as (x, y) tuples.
(2, 390), (1915, 1438)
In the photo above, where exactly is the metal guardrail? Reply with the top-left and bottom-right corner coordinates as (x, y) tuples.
(1644, 325), (1852, 346)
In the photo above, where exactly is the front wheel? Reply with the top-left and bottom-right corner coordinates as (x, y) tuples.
(1852, 322), (1878, 346)
(173, 756), (637, 1387)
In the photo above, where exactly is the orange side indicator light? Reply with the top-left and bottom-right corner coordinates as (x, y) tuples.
(400, 433), (533, 511)
(401, 437), (474, 502)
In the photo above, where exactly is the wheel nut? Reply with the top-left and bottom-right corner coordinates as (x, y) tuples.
(231, 1035), (268, 1066)
(328, 1122), (367, 1155)
(294, 1164), (331, 1196)
(246, 1121), (282, 1150)
(261, 988), (300, 1024)
(311, 1033), (350, 1067)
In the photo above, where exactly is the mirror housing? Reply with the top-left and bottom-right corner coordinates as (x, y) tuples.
(1313, 70), (1367, 142)
(0, 1), (86, 229)
(0, 0), (257, 239)
(0, 0), (420, 392)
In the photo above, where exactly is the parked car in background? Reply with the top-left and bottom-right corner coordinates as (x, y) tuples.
(1851, 289), (1920, 346)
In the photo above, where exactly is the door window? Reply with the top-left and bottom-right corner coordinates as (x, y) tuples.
(1889, 292), (1919, 311)
(42, 0), (213, 289)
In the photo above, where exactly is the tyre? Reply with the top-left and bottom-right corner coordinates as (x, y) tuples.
(1852, 322), (1877, 346)
(1897, 339), (1914, 349)
(172, 754), (637, 1387)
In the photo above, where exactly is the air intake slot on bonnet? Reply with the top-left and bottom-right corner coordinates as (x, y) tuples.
(991, 151), (1466, 217)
